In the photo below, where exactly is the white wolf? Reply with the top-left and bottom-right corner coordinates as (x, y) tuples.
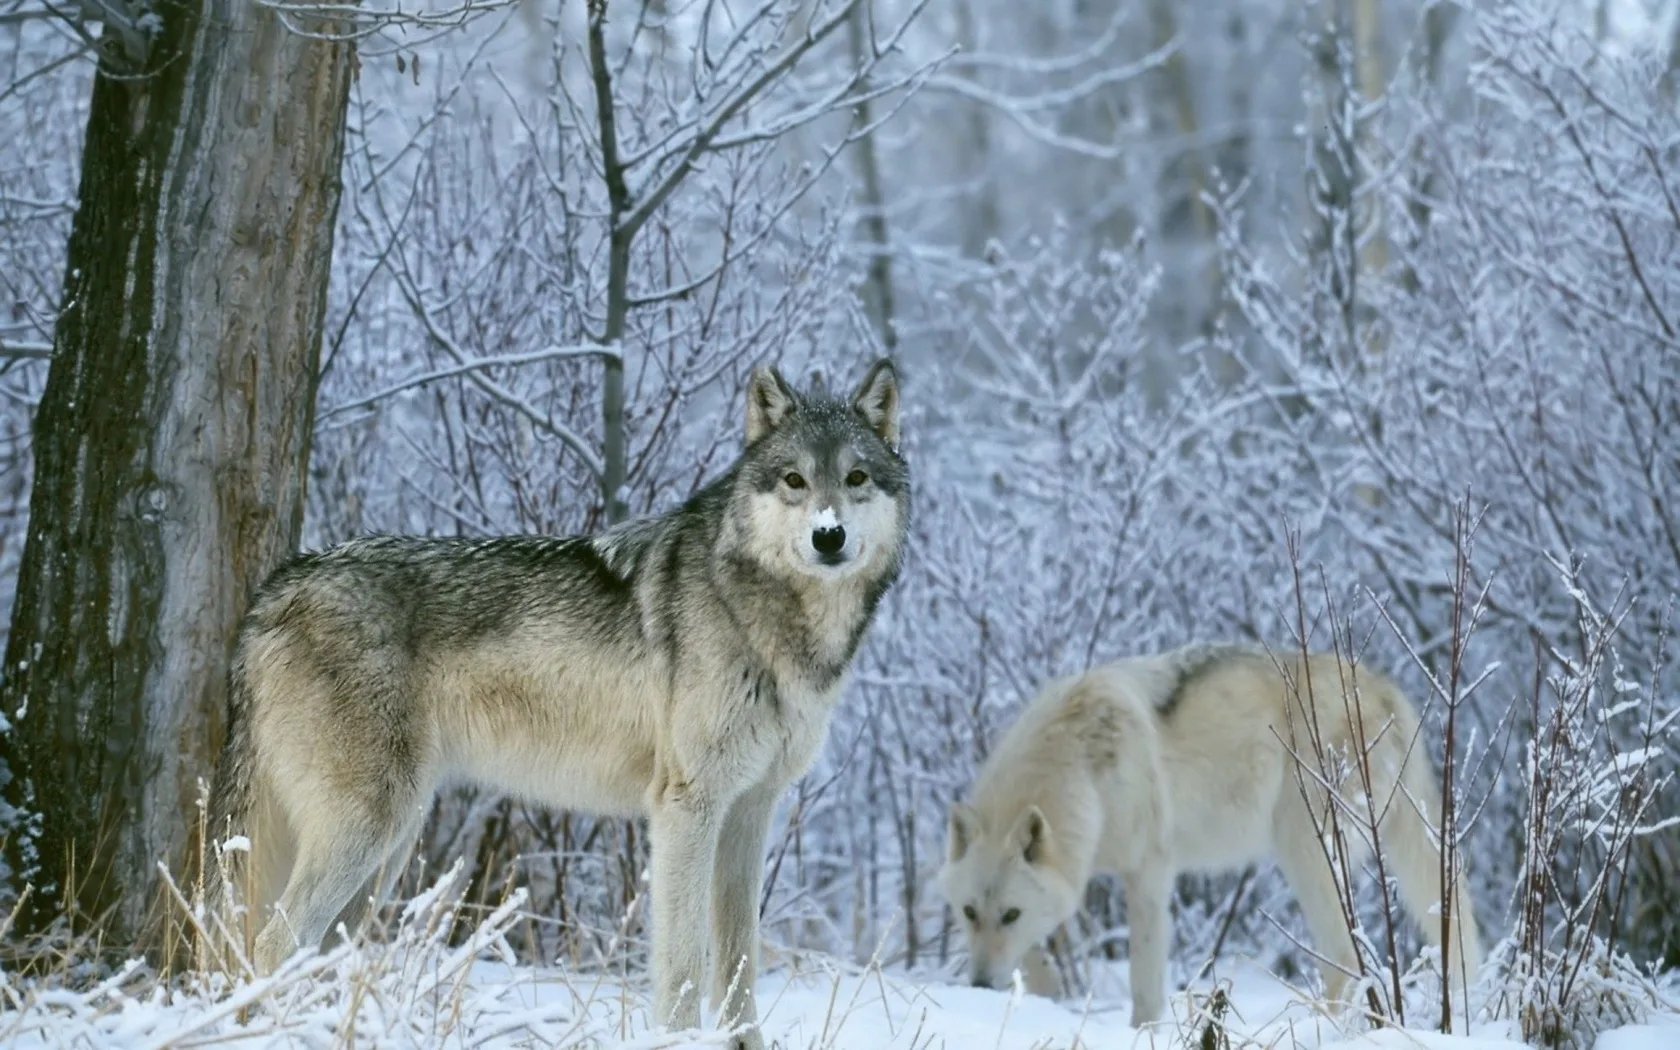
(939, 644), (1482, 1026)
(212, 362), (908, 1050)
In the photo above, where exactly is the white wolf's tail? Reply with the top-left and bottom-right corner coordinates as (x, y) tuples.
(1378, 684), (1484, 991)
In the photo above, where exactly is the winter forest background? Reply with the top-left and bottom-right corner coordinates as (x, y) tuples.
(0, 0), (1677, 1046)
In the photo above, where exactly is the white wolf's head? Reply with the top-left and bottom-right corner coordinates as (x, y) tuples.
(938, 802), (1080, 990)
(729, 360), (907, 583)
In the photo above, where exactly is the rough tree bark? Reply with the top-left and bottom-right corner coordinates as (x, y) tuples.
(0, 0), (354, 948)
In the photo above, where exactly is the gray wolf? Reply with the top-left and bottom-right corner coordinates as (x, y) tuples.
(210, 360), (908, 1049)
(939, 644), (1482, 1026)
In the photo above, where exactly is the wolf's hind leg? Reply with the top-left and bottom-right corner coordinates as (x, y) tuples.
(252, 808), (412, 974)
(1272, 806), (1365, 1007)
(324, 817), (425, 949)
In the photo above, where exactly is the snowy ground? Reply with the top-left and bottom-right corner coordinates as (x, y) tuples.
(4, 947), (1677, 1049)
(2, 879), (1674, 1049)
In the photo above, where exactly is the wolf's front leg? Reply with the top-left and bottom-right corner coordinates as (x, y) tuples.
(649, 784), (724, 1033)
(711, 786), (778, 1050)
(1124, 868), (1174, 1027)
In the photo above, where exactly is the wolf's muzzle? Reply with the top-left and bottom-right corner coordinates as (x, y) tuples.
(812, 525), (846, 561)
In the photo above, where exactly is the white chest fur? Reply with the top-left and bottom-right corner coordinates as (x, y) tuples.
(759, 677), (843, 789)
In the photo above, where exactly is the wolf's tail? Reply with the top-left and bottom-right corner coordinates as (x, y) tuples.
(204, 636), (276, 970)
(1378, 682), (1484, 991)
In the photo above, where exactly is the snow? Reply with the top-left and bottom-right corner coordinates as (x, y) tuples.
(0, 3), (1676, 1049)
(1316, 1033), (1526, 1050)
(1593, 1020), (1680, 1050)
(813, 506), (839, 530)
(0, 865), (1673, 1048)
(2, 946), (1667, 1049)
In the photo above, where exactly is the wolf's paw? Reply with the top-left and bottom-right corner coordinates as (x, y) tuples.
(1128, 999), (1166, 1030)
(730, 1027), (765, 1050)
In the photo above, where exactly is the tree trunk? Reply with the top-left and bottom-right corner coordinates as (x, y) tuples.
(588, 0), (630, 526)
(848, 4), (898, 352)
(0, 0), (354, 949)
(1351, 0), (1387, 283)
(952, 0), (999, 260)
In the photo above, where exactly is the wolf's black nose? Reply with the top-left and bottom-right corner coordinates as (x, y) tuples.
(812, 525), (846, 556)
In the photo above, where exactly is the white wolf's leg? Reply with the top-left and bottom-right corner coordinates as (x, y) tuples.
(649, 783), (724, 1033)
(1123, 867), (1174, 1027)
(253, 814), (404, 974)
(710, 785), (777, 1049)
(1273, 809), (1364, 1007)
(1382, 756), (1483, 991)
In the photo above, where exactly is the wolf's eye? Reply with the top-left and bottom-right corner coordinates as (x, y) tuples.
(1001, 907), (1021, 926)
(962, 904), (978, 925)
(783, 472), (807, 490)
(845, 469), (869, 487)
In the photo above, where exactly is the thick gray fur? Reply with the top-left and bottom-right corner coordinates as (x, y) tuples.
(1152, 643), (1262, 719)
(210, 360), (908, 1050)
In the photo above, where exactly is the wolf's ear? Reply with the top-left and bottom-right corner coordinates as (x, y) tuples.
(1011, 806), (1052, 865)
(851, 358), (900, 447)
(948, 803), (981, 863)
(747, 365), (798, 443)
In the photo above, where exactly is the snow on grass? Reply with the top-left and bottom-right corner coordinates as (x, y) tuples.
(2, 951), (1523, 1050)
(0, 872), (1672, 1048)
